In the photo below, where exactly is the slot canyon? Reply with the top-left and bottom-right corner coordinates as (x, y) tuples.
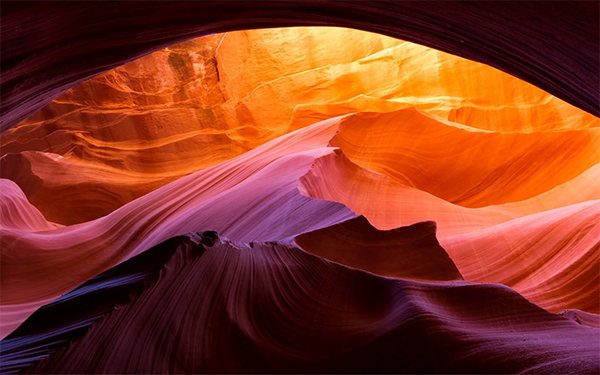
(0, 2), (599, 374)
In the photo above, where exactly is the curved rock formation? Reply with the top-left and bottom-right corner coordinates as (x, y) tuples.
(298, 148), (512, 237)
(0, 179), (60, 232)
(0, 151), (173, 225)
(300, 146), (600, 233)
(296, 116), (599, 314)
(3, 110), (597, 339)
(559, 309), (600, 329)
(4, 28), (596, 225)
(1, 5), (599, 372)
(441, 201), (600, 314)
(0, 118), (356, 338)
(329, 108), (599, 207)
(2, 232), (599, 374)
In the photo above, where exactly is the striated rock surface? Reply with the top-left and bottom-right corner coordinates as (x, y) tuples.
(1, 14), (599, 374)
(0, 179), (61, 232)
(2, 28), (598, 224)
(297, 135), (599, 313)
(0, 151), (175, 224)
(299, 121), (599, 235)
(328, 108), (599, 207)
(0, 118), (356, 338)
(559, 309), (600, 329)
(440, 202), (600, 314)
(299, 147), (514, 237)
(2, 232), (599, 374)
(2, 110), (598, 339)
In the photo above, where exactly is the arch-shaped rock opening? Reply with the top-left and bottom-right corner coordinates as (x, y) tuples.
(1, 7), (599, 374)
(1, 1), (598, 132)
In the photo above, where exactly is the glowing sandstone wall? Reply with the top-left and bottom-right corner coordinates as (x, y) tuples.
(1, 27), (599, 374)
(1, 28), (597, 225)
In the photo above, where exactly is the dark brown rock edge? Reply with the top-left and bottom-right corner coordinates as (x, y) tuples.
(1, 1), (598, 131)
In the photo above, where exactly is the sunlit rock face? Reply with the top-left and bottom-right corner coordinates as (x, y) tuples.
(1, 26), (599, 374)
(2, 28), (597, 224)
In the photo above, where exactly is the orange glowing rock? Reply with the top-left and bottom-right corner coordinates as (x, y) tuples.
(298, 148), (512, 237)
(297, 110), (599, 313)
(0, 151), (175, 224)
(1, 26), (599, 341)
(217, 28), (597, 133)
(0, 179), (61, 232)
(299, 146), (600, 238)
(328, 108), (599, 207)
(2, 27), (597, 224)
(2, 4), (600, 373)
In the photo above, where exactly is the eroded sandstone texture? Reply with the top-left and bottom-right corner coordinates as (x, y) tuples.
(2, 28), (597, 225)
(1, 24), (599, 375)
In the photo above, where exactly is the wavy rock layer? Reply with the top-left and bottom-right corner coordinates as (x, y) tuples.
(2, 111), (598, 342)
(329, 109), (599, 207)
(2, 232), (599, 374)
(298, 147), (513, 237)
(2, 28), (597, 224)
(299, 143), (600, 237)
(298, 138), (600, 314)
(0, 118), (357, 338)
(441, 202), (600, 314)
(0, 151), (177, 224)
(1, 14), (599, 373)
(0, 179), (60, 232)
